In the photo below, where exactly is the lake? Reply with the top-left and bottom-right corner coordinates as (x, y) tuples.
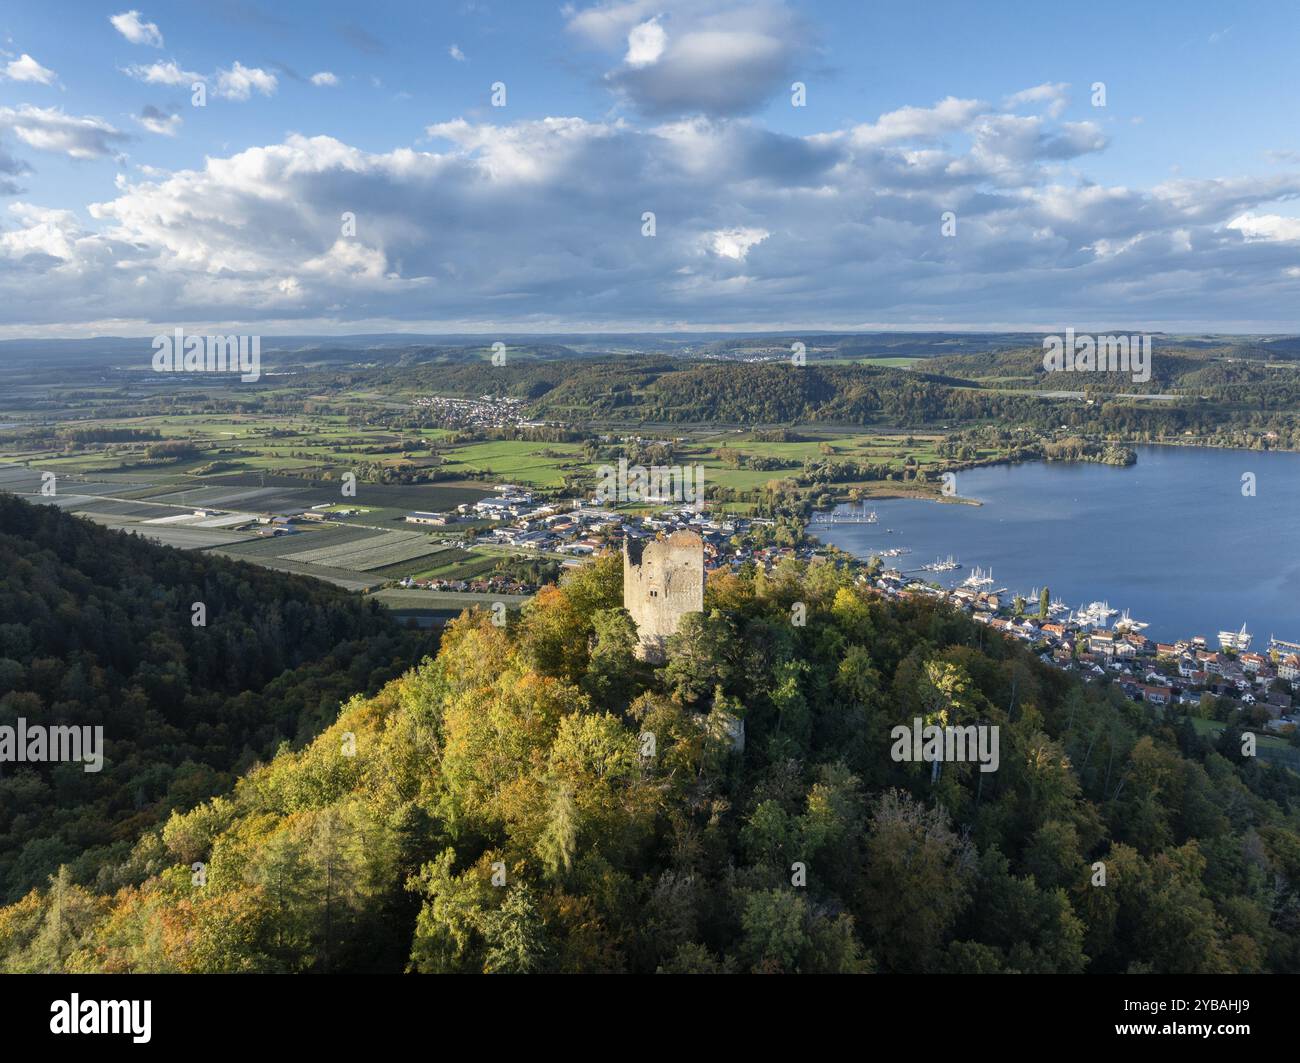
(812, 445), (1300, 645)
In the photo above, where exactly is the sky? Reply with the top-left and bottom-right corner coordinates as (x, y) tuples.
(0, 0), (1298, 337)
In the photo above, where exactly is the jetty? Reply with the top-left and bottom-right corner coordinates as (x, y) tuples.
(810, 503), (878, 525)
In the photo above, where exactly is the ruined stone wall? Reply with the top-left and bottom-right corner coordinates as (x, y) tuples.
(623, 530), (705, 661)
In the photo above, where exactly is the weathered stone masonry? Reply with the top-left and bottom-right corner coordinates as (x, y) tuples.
(623, 530), (705, 662)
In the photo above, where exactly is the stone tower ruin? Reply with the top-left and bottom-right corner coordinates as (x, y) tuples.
(623, 530), (705, 662)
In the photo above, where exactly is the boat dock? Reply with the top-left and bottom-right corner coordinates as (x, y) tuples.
(810, 504), (879, 525)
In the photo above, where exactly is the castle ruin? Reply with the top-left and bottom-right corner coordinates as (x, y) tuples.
(623, 530), (705, 662)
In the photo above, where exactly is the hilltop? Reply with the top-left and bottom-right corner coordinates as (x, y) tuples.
(3, 551), (1299, 973)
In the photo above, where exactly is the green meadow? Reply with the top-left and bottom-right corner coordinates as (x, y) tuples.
(436, 439), (586, 488)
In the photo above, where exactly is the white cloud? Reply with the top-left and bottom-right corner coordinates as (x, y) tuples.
(565, 0), (662, 49)
(302, 238), (391, 279)
(3, 54), (57, 85)
(848, 96), (985, 147)
(110, 10), (164, 47)
(1003, 82), (1070, 119)
(624, 18), (666, 67)
(449, 44), (467, 62)
(705, 226), (769, 260)
(427, 115), (618, 182)
(310, 71), (339, 86)
(136, 105), (181, 136)
(568, 1), (815, 116)
(122, 59), (202, 86)
(215, 62), (278, 100)
(2, 99), (1299, 330)
(1226, 212), (1300, 242)
(951, 115), (1108, 184)
(1, 203), (88, 261)
(0, 105), (128, 159)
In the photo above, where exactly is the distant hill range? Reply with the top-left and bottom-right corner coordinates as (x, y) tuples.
(5, 330), (1300, 377)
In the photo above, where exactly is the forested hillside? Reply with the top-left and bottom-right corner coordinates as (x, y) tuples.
(392, 357), (1048, 424)
(5, 553), (1298, 973)
(0, 496), (430, 902)
(382, 356), (1300, 447)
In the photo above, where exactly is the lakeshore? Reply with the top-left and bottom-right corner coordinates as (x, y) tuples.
(811, 444), (1300, 646)
(848, 558), (1300, 742)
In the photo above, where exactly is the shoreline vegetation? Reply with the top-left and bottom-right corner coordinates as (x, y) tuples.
(809, 439), (1136, 510)
(811, 430), (1300, 510)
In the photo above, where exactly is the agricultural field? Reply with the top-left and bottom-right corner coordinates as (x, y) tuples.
(662, 431), (949, 497)
(435, 439), (586, 488)
(215, 526), (367, 559)
(213, 525), (457, 587)
(403, 549), (502, 582)
(423, 430), (956, 500)
(820, 356), (926, 368)
(0, 458), (466, 589)
(0, 409), (474, 492)
(0, 463), (267, 548)
(373, 588), (530, 611)
(103, 523), (261, 551)
(204, 550), (383, 592)
(284, 530), (445, 571)
(76, 499), (200, 520)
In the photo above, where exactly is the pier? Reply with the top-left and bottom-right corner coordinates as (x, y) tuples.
(810, 503), (878, 525)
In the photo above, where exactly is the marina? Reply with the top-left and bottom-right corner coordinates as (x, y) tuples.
(810, 503), (878, 525)
(811, 444), (1300, 644)
(1220, 623), (1252, 652)
(814, 525), (1300, 724)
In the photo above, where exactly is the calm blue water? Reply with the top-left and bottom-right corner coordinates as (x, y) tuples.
(813, 446), (1300, 644)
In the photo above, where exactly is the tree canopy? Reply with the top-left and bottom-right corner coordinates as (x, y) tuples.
(4, 542), (1298, 974)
